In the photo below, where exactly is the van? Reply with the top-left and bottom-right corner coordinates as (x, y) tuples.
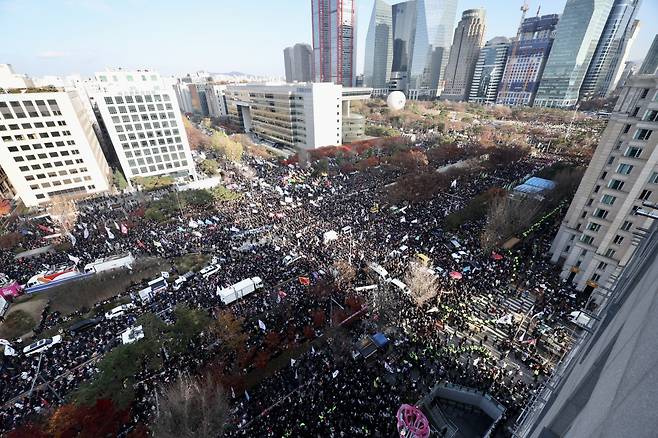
(199, 264), (220, 279)
(173, 271), (195, 291)
(23, 335), (62, 356)
(69, 317), (102, 335)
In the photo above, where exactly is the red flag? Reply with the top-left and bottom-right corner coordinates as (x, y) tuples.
(37, 224), (53, 233)
(298, 277), (310, 286)
(278, 290), (287, 299)
(120, 223), (128, 235)
(136, 239), (146, 249)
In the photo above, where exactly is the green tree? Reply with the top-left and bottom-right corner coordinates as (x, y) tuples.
(209, 132), (243, 161)
(199, 159), (219, 175)
(112, 169), (128, 191)
(133, 175), (174, 191)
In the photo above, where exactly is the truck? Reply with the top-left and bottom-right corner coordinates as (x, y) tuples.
(217, 277), (263, 305)
(173, 271), (195, 291)
(84, 253), (134, 274)
(25, 266), (87, 293)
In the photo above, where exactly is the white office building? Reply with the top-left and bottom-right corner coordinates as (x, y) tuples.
(90, 70), (196, 182)
(0, 90), (111, 207)
(550, 75), (658, 298)
(0, 64), (34, 90)
(225, 82), (371, 151)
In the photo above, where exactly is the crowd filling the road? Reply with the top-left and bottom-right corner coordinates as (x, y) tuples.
(0, 138), (590, 436)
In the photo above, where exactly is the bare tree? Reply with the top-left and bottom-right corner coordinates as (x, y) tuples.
(47, 196), (79, 234)
(152, 374), (229, 438)
(480, 194), (543, 252)
(404, 262), (440, 307)
(333, 259), (356, 291)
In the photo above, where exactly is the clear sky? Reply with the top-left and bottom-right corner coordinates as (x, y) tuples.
(0, 0), (656, 78)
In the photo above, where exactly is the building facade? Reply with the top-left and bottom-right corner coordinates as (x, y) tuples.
(407, 0), (459, 98)
(284, 43), (313, 83)
(0, 90), (111, 207)
(312, 0), (357, 87)
(0, 64), (34, 90)
(442, 9), (486, 101)
(468, 37), (510, 104)
(224, 82), (371, 151)
(90, 70), (196, 183)
(496, 14), (559, 107)
(534, 0), (615, 108)
(550, 75), (658, 295)
(363, 0), (393, 91)
(390, 0), (417, 93)
(580, 0), (641, 101)
(638, 34), (658, 75)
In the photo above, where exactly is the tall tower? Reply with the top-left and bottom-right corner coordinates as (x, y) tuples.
(468, 36), (511, 104)
(442, 8), (486, 101)
(312, 0), (357, 87)
(580, 0), (642, 101)
(407, 0), (459, 99)
(534, 0), (615, 108)
(638, 34), (658, 75)
(364, 0), (393, 90)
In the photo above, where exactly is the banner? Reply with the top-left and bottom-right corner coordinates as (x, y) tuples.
(4, 345), (16, 356)
(105, 226), (115, 240)
(83, 228), (90, 239)
(258, 320), (266, 331)
(298, 277), (310, 286)
(67, 254), (80, 265)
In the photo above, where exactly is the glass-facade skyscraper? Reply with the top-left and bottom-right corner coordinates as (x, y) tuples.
(638, 34), (658, 75)
(580, 0), (641, 100)
(534, 0), (615, 108)
(468, 36), (510, 104)
(364, 0), (393, 90)
(312, 0), (357, 87)
(407, 0), (459, 98)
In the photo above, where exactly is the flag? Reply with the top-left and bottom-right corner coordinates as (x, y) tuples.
(120, 223), (128, 235)
(244, 390), (250, 401)
(67, 254), (80, 265)
(522, 338), (537, 345)
(113, 221), (120, 230)
(496, 314), (514, 325)
(4, 345), (16, 356)
(153, 240), (162, 248)
(136, 240), (146, 249)
(384, 362), (394, 373)
(332, 370), (339, 378)
(37, 224), (53, 233)
(451, 179), (457, 188)
(473, 358), (480, 366)
(311, 346), (316, 355)
(231, 387), (235, 398)
(298, 277), (310, 286)
(258, 320), (266, 331)
(83, 228), (89, 239)
(67, 233), (77, 246)
(278, 290), (287, 300)
(105, 226), (115, 240)
(290, 358), (296, 366)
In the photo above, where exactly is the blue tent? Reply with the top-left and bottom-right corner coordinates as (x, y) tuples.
(372, 333), (390, 348)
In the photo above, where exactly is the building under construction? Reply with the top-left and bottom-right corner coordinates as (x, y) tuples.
(496, 13), (559, 107)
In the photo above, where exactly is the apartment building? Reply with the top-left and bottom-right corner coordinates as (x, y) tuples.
(224, 82), (371, 151)
(550, 75), (658, 298)
(90, 70), (196, 182)
(0, 90), (111, 207)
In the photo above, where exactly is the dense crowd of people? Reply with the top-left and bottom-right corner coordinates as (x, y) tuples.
(0, 145), (586, 435)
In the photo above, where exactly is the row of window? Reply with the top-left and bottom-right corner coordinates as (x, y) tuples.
(30, 176), (92, 191)
(622, 124), (653, 141)
(6, 140), (77, 152)
(18, 159), (85, 172)
(107, 105), (174, 115)
(13, 149), (79, 162)
(0, 100), (62, 120)
(103, 94), (169, 105)
(128, 160), (187, 175)
(0, 120), (67, 131)
(1, 130), (71, 143)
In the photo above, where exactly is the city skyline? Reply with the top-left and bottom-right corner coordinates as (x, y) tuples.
(1, 0), (656, 79)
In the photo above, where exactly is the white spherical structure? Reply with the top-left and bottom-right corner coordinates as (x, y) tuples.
(387, 91), (406, 111)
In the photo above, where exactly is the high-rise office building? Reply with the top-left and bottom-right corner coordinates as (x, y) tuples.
(442, 8), (486, 101)
(90, 69), (196, 183)
(468, 37), (510, 104)
(224, 82), (371, 150)
(406, 0), (459, 99)
(0, 89), (112, 207)
(364, 0), (393, 91)
(312, 0), (357, 87)
(550, 75), (658, 295)
(534, 0), (615, 108)
(496, 14), (559, 107)
(638, 34), (658, 75)
(284, 43), (314, 83)
(390, 0), (417, 91)
(580, 0), (641, 101)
